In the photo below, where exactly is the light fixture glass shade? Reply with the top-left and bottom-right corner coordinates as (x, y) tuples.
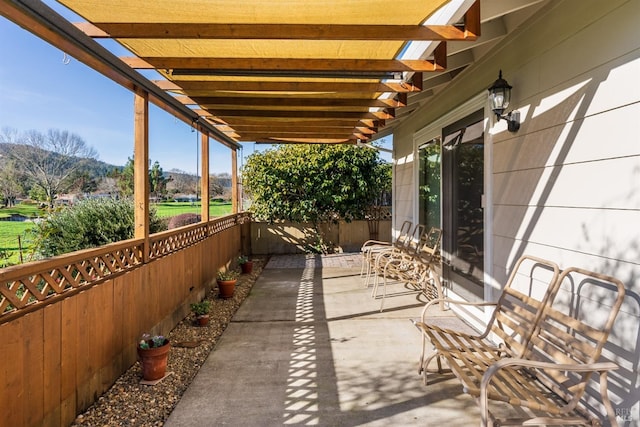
(488, 70), (512, 117)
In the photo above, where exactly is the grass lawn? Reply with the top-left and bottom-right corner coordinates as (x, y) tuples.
(0, 221), (34, 266)
(154, 201), (232, 218)
(0, 203), (45, 219)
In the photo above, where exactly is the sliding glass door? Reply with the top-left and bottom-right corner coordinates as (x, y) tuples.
(441, 110), (485, 301)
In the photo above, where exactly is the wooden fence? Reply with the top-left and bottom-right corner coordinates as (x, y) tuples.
(0, 213), (250, 427)
(251, 219), (392, 254)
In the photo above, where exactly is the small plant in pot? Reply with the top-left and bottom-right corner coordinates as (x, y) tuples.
(238, 255), (253, 274)
(137, 333), (170, 381)
(190, 300), (211, 326)
(217, 269), (239, 299)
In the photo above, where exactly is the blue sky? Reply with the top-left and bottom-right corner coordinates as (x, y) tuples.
(0, 3), (390, 175)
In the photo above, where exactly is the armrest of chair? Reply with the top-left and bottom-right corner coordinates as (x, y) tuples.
(362, 239), (391, 249)
(420, 298), (497, 322)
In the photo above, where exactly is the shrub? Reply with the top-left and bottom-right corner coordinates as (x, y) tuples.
(32, 198), (165, 257)
(167, 213), (201, 229)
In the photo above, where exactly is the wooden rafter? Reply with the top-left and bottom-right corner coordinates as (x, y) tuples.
(221, 118), (380, 127)
(178, 96), (406, 108)
(123, 57), (445, 73)
(152, 77), (422, 93)
(197, 109), (394, 120)
(254, 138), (355, 144)
(237, 131), (367, 140)
(226, 125), (377, 134)
(76, 22), (478, 41)
(464, 1), (481, 39)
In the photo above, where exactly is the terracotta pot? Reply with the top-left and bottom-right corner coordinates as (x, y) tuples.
(196, 314), (210, 326)
(137, 342), (170, 381)
(217, 279), (236, 299)
(240, 261), (253, 274)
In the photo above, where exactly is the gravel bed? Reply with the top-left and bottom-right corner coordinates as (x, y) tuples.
(72, 257), (268, 427)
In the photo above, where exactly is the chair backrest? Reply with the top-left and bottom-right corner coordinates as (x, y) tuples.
(420, 227), (442, 257)
(398, 223), (426, 252)
(393, 220), (413, 247)
(485, 255), (561, 357)
(525, 267), (626, 404)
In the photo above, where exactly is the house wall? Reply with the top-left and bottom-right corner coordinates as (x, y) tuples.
(392, 0), (639, 423)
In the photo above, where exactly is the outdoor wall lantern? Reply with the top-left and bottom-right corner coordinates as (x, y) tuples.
(488, 70), (520, 132)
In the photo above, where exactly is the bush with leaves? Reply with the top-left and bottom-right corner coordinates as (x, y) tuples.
(242, 144), (390, 253)
(33, 198), (165, 257)
(243, 144), (388, 224)
(167, 213), (201, 229)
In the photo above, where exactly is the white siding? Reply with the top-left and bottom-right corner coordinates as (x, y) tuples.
(392, 0), (640, 422)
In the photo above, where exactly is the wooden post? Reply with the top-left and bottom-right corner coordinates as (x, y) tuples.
(134, 90), (150, 262)
(231, 148), (238, 213)
(200, 131), (210, 223)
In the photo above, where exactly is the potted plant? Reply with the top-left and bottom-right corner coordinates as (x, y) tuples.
(217, 269), (239, 299)
(190, 300), (211, 326)
(137, 333), (170, 381)
(238, 255), (253, 274)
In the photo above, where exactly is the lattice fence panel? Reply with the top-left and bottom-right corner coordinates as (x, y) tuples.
(0, 240), (143, 319)
(149, 223), (208, 259)
(209, 216), (235, 235)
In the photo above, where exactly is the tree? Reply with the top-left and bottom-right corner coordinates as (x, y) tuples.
(208, 173), (225, 198)
(149, 161), (170, 201)
(116, 157), (170, 200)
(0, 128), (98, 208)
(115, 157), (135, 197)
(68, 170), (98, 194)
(0, 160), (23, 207)
(167, 169), (198, 195)
(242, 144), (387, 224)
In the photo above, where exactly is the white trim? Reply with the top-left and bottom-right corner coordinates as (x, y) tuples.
(391, 146), (397, 241)
(414, 93), (487, 146)
(412, 92), (493, 326)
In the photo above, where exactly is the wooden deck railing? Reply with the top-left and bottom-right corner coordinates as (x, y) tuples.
(0, 213), (250, 427)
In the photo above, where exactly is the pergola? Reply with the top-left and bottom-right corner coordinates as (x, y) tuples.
(1, 0), (479, 248)
(2, 0), (480, 145)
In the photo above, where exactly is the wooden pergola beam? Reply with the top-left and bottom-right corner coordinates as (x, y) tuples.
(124, 57), (445, 73)
(237, 131), (368, 140)
(76, 22), (478, 41)
(218, 117), (381, 127)
(196, 109), (394, 120)
(227, 125), (377, 134)
(254, 138), (355, 144)
(152, 78), (422, 93)
(464, 1), (481, 39)
(180, 96), (406, 108)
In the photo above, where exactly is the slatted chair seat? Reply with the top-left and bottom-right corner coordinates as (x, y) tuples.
(414, 260), (626, 427)
(414, 255), (561, 382)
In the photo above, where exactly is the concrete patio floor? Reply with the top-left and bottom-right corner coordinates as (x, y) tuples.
(165, 253), (481, 426)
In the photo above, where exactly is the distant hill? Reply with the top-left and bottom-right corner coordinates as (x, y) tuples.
(0, 142), (121, 176)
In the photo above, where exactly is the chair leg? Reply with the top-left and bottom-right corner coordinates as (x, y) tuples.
(371, 267), (381, 298)
(600, 371), (619, 427)
(379, 275), (387, 312)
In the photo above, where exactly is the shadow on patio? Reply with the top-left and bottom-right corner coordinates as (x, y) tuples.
(165, 253), (479, 426)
